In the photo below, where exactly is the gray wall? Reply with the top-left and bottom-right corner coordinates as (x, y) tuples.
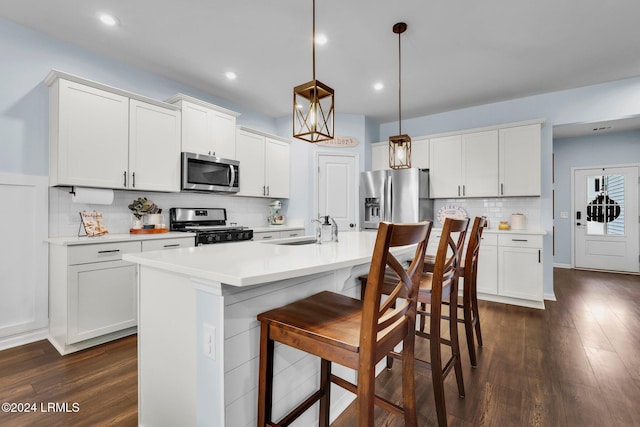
(553, 130), (640, 266)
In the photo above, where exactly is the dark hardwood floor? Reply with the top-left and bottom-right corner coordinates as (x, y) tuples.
(0, 335), (137, 427)
(333, 268), (640, 426)
(1, 269), (639, 426)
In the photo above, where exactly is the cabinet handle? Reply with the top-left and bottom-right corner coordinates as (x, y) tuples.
(262, 236), (273, 239)
(458, 185), (460, 196)
(290, 233), (299, 237)
(132, 172), (136, 188)
(501, 183), (504, 195)
(538, 249), (541, 263)
(98, 249), (121, 254)
(263, 185), (266, 196)
(123, 171), (127, 187)
(512, 239), (528, 242)
(267, 186), (270, 196)
(163, 244), (180, 248)
(463, 185), (466, 196)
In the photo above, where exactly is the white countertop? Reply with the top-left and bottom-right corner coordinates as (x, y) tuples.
(47, 231), (196, 246)
(123, 231), (398, 287)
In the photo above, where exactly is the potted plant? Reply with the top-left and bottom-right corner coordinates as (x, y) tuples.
(128, 197), (160, 229)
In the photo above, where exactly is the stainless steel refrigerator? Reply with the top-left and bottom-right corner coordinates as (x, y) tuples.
(360, 168), (434, 229)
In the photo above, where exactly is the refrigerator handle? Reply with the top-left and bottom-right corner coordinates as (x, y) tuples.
(384, 174), (393, 222)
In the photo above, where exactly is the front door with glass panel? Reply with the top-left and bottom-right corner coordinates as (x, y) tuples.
(574, 166), (639, 272)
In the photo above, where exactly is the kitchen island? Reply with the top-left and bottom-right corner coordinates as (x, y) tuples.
(123, 231), (410, 427)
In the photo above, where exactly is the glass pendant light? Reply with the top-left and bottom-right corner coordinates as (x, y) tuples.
(389, 22), (411, 169)
(293, 0), (335, 143)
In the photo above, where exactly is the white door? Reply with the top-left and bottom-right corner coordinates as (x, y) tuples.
(317, 153), (358, 231)
(574, 166), (639, 272)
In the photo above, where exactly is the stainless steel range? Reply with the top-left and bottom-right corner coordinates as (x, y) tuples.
(169, 207), (253, 245)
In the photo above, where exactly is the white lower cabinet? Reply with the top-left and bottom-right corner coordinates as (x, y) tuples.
(497, 234), (543, 302)
(427, 230), (543, 308)
(67, 260), (137, 344)
(49, 235), (194, 355)
(475, 234), (498, 295)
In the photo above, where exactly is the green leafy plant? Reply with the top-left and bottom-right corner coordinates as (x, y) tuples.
(128, 197), (159, 220)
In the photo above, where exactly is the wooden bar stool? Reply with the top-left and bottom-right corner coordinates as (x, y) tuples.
(424, 216), (486, 367)
(256, 220), (432, 427)
(358, 217), (469, 427)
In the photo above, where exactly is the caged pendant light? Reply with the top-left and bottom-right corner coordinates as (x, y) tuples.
(293, 0), (335, 143)
(389, 22), (411, 169)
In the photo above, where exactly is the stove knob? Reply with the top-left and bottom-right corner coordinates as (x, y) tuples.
(215, 234), (222, 242)
(206, 235), (214, 243)
(226, 233), (233, 241)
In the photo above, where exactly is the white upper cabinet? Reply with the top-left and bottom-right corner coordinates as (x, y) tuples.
(370, 138), (429, 171)
(129, 100), (181, 192)
(499, 124), (541, 196)
(411, 137), (430, 169)
(167, 94), (239, 160)
(426, 121), (542, 198)
(265, 137), (290, 198)
(47, 72), (181, 191)
(430, 130), (498, 198)
(371, 143), (389, 171)
(235, 127), (290, 198)
(235, 128), (265, 197)
(461, 130), (499, 197)
(429, 134), (463, 198)
(49, 78), (130, 188)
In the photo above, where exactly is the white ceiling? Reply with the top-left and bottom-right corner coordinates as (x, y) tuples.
(2, 0), (640, 128)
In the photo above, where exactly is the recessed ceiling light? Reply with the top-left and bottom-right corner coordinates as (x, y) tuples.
(98, 13), (119, 27)
(373, 82), (384, 91)
(225, 71), (237, 80)
(315, 34), (328, 46)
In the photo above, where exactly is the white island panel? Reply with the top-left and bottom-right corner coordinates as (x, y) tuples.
(125, 232), (407, 427)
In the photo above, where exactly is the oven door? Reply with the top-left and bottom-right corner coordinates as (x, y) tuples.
(182, 152), (239, 193)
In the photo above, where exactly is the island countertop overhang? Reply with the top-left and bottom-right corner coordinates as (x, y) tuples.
(123, 231), (399, 287)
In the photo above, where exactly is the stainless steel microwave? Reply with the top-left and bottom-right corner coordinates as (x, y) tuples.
(181, 152), (239, 193)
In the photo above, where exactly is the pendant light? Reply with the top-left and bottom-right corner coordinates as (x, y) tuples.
(293, 0), (335, 143)
(389, 22), (411, 169)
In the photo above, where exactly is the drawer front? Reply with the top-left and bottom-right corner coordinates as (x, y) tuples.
(498, 234), (542, 248)
(281, 229), (304, 238)
(253, 231), (280, 241)
(142, 237), (195, 252)
(479, 233), (498, 246)
(67, 241), (140, 265)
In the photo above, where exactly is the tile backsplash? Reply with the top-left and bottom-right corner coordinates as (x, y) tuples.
(433, 197), (540, 229)
(49, 187), (295, 237)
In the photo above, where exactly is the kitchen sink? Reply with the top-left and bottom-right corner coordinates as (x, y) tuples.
(263, 237), (318, 246)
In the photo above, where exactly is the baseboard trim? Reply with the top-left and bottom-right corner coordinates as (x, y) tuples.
(553, 263), (572, 269)
(0, 328), (48, 351)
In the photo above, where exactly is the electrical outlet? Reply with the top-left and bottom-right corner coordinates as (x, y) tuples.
(560, 211), (569, 219)
(203, 324), (216, 360)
